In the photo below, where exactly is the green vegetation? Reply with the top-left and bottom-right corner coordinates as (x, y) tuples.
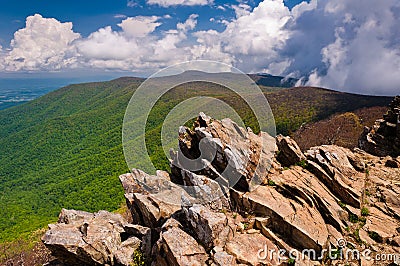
(296, 159), (308, 169)
(0, 76), (391, 243)
(131, 250), (146, 266)
(368, 231), (380, 242)
(361, 207), (370, 216)
(349, 214), (359, 223)
(338, 201), (346, 209)
(353, 228), (362, 244)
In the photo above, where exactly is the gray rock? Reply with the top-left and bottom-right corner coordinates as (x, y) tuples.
(184, 204), (229, 250)
(152, 218), (209, 266)
(42, 210), (141, 266)
(276, 134), (306, 166)
(359, 96), (400, 157)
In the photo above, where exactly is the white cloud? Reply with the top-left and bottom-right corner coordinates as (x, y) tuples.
(230, 3), (252, 18)
(192, 0), (292, 74)
(216, 5), (226, 11)
(299, 0), (400, 95)
(1, 14), (80, 71)
(76, 27), (142, 61)
(118, 16), (161, 37)
(74, 14), (195, 71)
(127, 0), (139, 7)
(146, 0), (212, 7)
(192, 0), (400, 95)
(114, 14), (127, 19)
(177, 14), (198, 32)
(1, 1), (400, 95)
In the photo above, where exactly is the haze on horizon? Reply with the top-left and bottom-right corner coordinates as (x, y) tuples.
(0, 0), (399, 96)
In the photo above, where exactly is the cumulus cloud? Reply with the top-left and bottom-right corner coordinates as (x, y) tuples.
(191, 0), (400, 95)
(2, 0), (400, 95)
(300, 0), (400, 95)
(1, 14), (80, 71)
(192, 0), (292, 73)
(146, 0), (212, 7)
(118, 16), (161, 37)
(230, 3), (252, 18)
(75, 14), (196, 71)
(177, 14), (198, 32)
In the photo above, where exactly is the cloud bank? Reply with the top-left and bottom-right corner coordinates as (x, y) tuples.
(1, 0), (400, 95)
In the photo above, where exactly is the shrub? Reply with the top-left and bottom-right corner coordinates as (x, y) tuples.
(361, 207), (369, 217)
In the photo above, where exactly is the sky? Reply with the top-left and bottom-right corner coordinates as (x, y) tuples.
(0, 0), (399, 95)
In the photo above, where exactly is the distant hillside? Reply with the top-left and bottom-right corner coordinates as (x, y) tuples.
(292, 106), (389, 150)
(0, 75), (392, 244)
(248, 73), (298, 88)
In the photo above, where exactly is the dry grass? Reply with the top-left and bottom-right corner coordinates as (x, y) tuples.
(0, 228), (53, 266)
(292, 106), (388, 151)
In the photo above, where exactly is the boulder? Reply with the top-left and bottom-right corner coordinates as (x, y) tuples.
(359, 96), (400, 157)
(183, 204), (229, 250)
(305, 145), (363, 207)
(363, 207), (399, 243)
(42, 113), (400, 266)
(276, 134), (306, 166)
(236, 185), (329, 253)
(212, 248), (237, 266)
(42, 210), (141, 266)
(225, 232), (280, 265)
(180, 169), (230, 210)
(152, 218), (209, 266)
(120, 169), (187, 227)
(171, 113), (276, 192)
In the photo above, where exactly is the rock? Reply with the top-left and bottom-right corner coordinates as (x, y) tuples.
(225, 232), (280, 265)
(57, 208), (94, 224)
(180, 169), (230, 210)
(152, 218), (209, 266)
(123, 224), (152, 257)
(120, 169), (187, 227)
(386, 158), (400, 168)
(212, 248), (238, 266)
(359, 96), (400, 157)
(379, 187), (400, 219)
(171, 114), (276, 192)
(359, 228), (376, 246)
(237, 185), (329, 253)
(276, 134), (306, 166)
(184, 204), (229, 250)
(114, 237), (141, 265)
(363, 207), (399, 243)
(305, 145), (363, 207)
(392, 236), (400, 247)
(271, 166), (348, 231)
(43, 114), (400, 266)
(42, 210), (141, 266)
(347, 152), (366, 172)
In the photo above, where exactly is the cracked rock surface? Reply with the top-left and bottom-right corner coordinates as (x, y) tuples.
(44, 110), (400, 266)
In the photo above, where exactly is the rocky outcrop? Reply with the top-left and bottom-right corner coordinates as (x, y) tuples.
(43, 113), (400, 266)
(359, 95), (400, 157)
(276, 134), (306, 166)
(42, 209), (149, 265)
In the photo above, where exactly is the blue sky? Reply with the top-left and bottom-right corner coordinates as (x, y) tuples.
(0, 0), (304, 46)
(0, 0), (399, 95)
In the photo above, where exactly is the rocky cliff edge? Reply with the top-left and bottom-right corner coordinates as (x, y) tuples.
(42, 101), (400, 266)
